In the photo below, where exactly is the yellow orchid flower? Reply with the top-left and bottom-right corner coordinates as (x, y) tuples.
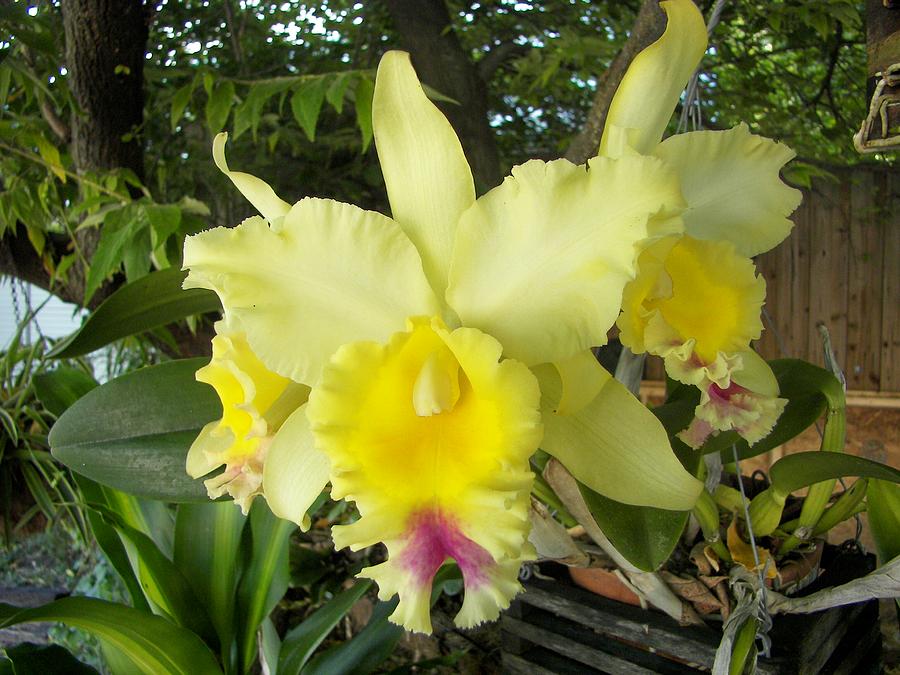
(183, 51), (701, 633)
(603, 0), (799, 447)
(186, 319), (310, 514)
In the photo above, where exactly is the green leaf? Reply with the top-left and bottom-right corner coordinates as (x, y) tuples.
(171, 82), (194, 132)
(354, 76), (375, 152)
(49, 359), (219, 502)
(237, 501), (295, 673)
(0, 597), (222, 675)
(32, 367), (98, 417)
(145, 204), (182, 250)
(205, 80), (235, 135)
(278, 579), (372, 675)
(302, 597), (402, 675)
(867, 479), (900, 565)
(76, 476), (152, 613)
(175, 501), (246, 670)
(580, 485), (689, 571)
(769, 453), (900, 497)
(89, 503), (218, 647)
(325, 73), (351, 114)
(49, 267), (221, 358)
(3, 642), (100, 675)
(83, 207), (146, 303)
(290, 78), (328, 142)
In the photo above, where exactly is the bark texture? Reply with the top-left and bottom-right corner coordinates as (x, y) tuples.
(382, 0), (502, 191)
(63, 0), (150, 179)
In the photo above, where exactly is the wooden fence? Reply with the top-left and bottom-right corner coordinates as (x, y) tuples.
(645, 166), (900, 394)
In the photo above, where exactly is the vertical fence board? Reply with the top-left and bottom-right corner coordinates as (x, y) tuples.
(846, 171), (884, 390)
(807, 180), (849, 371)
(789, 195), (812, 366)
(881, 172), (900, 391)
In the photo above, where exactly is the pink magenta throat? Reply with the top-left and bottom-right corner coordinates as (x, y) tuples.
(398, 509), (494, 588)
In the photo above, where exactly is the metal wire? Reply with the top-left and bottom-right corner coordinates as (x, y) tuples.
(677, 0), (728, 133)
(732, 444), (773, 658)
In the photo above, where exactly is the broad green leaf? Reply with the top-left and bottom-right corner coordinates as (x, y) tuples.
(3, 642), (99, 675)
(290, 77), (328, 142)
(278, 579), (373, 675)
(237, 501), (295, 673)
(171, 82), (194, 132)
(35, 133), (66, 182)
(580, 484), (690, 572)
(303, 597), (402, 675)
(32, 367), (97, 417)
(49, 267), (221, 358)
(175, 501), (246, 669)
(205, 80), (235, 134)
(867, 479), (900, 565)
(0, 597), (222, 675)
(769, 453), (900, 497)
(49, 359), (219, 501)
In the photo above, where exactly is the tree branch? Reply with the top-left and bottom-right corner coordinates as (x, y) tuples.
(564, 0), (668, 164)
(477, 41), (531, 81)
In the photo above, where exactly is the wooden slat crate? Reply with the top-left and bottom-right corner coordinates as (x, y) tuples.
(502, 556), (882, 674)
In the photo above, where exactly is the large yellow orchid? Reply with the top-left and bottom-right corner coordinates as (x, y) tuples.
(183, 50), (701, 632)
(605, 0), (801, 448)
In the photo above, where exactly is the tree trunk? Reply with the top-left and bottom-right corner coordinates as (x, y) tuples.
(63, 0), (149, 180)
(381, 0), (502, 192)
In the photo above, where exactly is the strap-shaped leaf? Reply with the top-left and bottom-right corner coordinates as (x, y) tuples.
(278, 579), (373, 674)
(49, 359), (218, 501)
(0, 597), (222, 675)
(175, 501), (247, 670)
(236, 501), (295, 673)
(49, 267), (221, 358)
(769, 453), (900, 498)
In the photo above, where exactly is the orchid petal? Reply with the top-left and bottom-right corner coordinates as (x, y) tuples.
(183, 201), (442, 385)
(447, 155), (684, 366)
(263, 404), (330, 531)
(653, 124), (802, 256)
(552, 350), (610, 416)
(213, 133), (291, 223)
(373, 51), (476, 298)
(599, 0), (707, 157)
(535, 363), (702, 511)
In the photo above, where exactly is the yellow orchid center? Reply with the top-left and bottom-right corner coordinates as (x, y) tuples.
(646, 235), (764, 363)
(307, 317), (543, 632)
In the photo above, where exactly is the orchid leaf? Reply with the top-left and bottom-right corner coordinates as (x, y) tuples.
(174, 501), (246, 668)
(278, 579), (373, 674)
(866, 479), (900, 565)
(49, 267), (221, 358)
(49, 359), (218, 501)
(32, 366), (97, 417)
(236, 500), (295, 674)
(769, 453), (900, 497)
(0, 598), (222, 675)
(580, 484), (690, 572)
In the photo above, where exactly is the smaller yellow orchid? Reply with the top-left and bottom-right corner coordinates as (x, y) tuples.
(601, 0), (799, 447)
(186, 319), (310, 514)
